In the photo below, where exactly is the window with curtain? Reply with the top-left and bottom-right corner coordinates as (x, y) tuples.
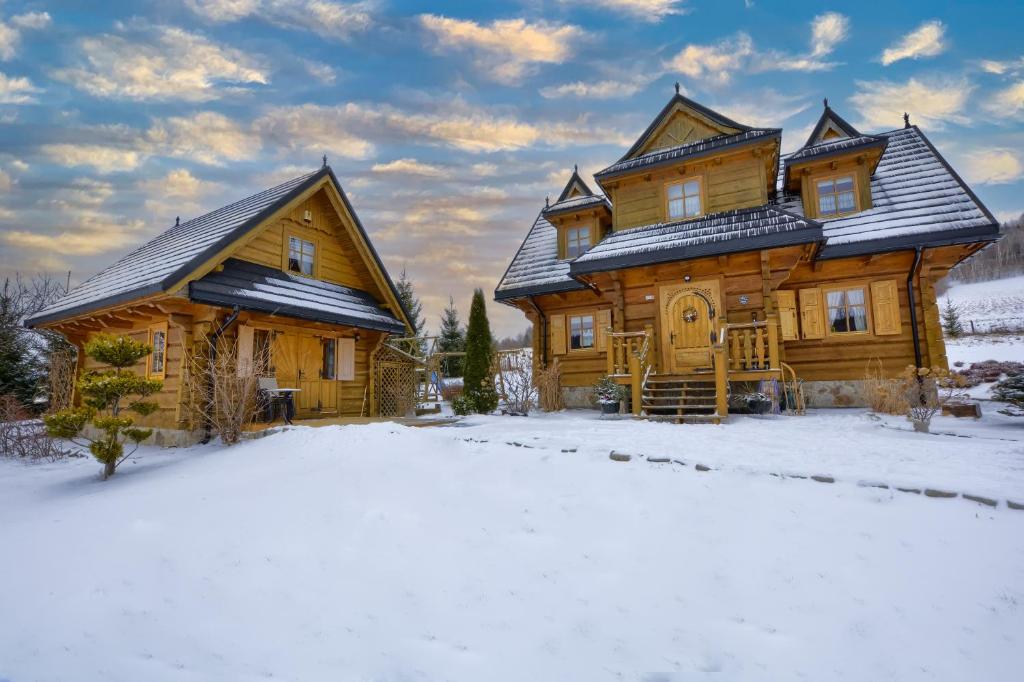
(569, 314), (595, 350)
(322, 338), (337, 380)
(288, 236), (315, 276)
(565, 226), (591, 259)
(667, 179), (701, 220)
(816, 176), (857, 217)
(148, 324), (167, 378)
(826, 287), (868, 333)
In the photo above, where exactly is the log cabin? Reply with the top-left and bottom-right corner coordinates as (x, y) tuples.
(27, 165), (411, 444)
(495, 88), (1000, 420)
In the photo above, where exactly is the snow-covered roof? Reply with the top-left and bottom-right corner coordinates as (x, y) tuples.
(570, 207), (821, 275)
(596, 129), (781, 180)
(542, 193), (611, 216)
(785, 135), (886, 165)
(189, 259), (405, 334)
(27, 167), (408, 328)
(494, 211), (587, 301)
(777, 126), (1000, 259)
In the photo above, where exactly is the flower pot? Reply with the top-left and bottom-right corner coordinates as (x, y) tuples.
(600, 401), (620, 415)
(912, 419), (930, 433)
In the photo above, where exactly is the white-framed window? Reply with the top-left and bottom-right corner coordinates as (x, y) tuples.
(288, 236), (315, 276)
(816, 175), (857, 217)
(667, 178), (701, 220)
(569, 314), (595, 350)
(148, 322), (168, 379)
(825, 286), (869, 334)
(565, 225), (591, 259)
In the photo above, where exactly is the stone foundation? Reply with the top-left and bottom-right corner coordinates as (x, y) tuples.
(81, 424), (207, 448)
(801, 380), (867, 408)
(561, 386), (597, 409)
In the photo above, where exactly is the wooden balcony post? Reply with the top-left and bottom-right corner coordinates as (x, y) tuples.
(766, 314), (780, 369)
(629, 351), (642, 415)
(713, 342), (728, 417)
(606, 331), (614, 377)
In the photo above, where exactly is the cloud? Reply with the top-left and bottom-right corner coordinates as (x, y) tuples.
(146, 111), (260, 165)
(0, 71), (40, 103)
(580, 0), (689, 22)
(0, 11), (50, 60)
(419, 14), (584, 84)
(45, 178), (115, 210)
(961, 149), (1024, 185)
(0, 170), (10, 192)
(40, 143), (144, 173)
(849, 77), (972, 130)
(810, 12), (849, 58)
(52, 25), (268, 102)
(979, 58), (1024, 76)
(303, 60), (336, 83)
(186, 0), (373, 41)
(4, 213), (148, 255)
(984, 81), (1024, 119)
(140, 168), (223, 218)
(881, 20), (946, 66)
(371, 158), (450, 178)
(709, 90), (812, 129)
(253, 104), (376, 159)
(540, 78), (650, 99)
(665, 33), (753, 85)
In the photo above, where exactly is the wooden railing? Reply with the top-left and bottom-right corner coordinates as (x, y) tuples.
(713, 329), (729, 417)
(606, 326), (653, 415)
(723, 315), (780, 375)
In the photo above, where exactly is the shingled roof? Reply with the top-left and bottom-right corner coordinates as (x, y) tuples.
(27, 166), (408, 328)
(776, 126), (1000, 259)
(783, 103), (886, 184)
(494, 210), (587, 301)
(190, 259), (405, 333)
(570, 207), (822, 275)
(542, 167), (611, 218)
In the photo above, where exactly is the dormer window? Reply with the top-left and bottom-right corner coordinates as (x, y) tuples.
(565, 225), (591, 259)
(816, 175), (857, 217)
(667, 178), (701, 220)
(288, 236), (315, 276)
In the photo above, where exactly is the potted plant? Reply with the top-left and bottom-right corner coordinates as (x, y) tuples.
(594, 375), (625, 414)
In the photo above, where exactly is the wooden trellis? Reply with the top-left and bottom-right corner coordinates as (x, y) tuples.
(372, 344), (419, 417)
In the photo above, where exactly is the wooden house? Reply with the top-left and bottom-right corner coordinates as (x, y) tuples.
(495, 90), (1000, 420)
(27, 166), (411, 444)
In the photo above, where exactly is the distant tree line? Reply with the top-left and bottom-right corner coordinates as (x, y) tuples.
(951, 213), (1024, 283)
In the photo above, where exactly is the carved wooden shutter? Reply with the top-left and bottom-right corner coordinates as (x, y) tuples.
(595, 309), (612, 350)
(799, 288), (825, 339)
(338, 337), (356, 380)
(871, 280), (901, 335)
(549, 314), (566, 355)
(776, 290), (799, 341)
(236, 324), (254, 376)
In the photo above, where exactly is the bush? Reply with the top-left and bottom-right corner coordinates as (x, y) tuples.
(0, 395), (76, 461)
(463, 289), (494, 413)
(993, 375), (1024, 408)
(451, 394), (475, 416)
(473, 381), (499, 414)
(593, 375), (625, 405)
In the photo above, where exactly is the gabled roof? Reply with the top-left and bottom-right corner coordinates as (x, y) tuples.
(783, 102), (887, 184)
(776, 126), (1000, 259)
(617, 91), (752, 162)
(190, 259), (405, 334)
(542, 166), (612, 217)
(596, 128), (781, 181)
(804, 101), (862, 148)
(494, 210), (587, 302)
(570, 207), (822, 275)
(27, 167), (410, 329)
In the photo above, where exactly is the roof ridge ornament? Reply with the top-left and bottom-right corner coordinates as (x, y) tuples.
(322, 154), (328, 168)
(904, 112), (911, 128)
(674, 82), (680, 95)
(545, 195), (550, 208)
(175, 216), (180, 226)
(823, 97), (829, 108)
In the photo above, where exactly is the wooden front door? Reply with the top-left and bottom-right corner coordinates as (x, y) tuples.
(296, 336), (322, 412)
(666, 292), (714, 373)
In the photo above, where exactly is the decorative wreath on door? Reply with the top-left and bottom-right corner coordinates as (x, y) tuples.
(682, 306), (699, 323)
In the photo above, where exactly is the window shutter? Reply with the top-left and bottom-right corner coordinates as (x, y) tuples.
(338, 337), (356, 380)
(799, 288), (825, 339)
(236, 324), (254, 376)
(871, 280), (901, 335)
(776, 290), (798, 341)
(549, 314), (566, 355)
(595, 309), (612, 350)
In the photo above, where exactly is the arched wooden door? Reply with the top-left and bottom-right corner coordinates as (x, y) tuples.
(666, 292), (714, 373)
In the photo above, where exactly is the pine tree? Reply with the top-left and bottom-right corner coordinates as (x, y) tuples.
(437, 296), (465, 377)
(941, 297), (964, 338)
(463, 288), (496, 413)
(395, 268), (423, 339)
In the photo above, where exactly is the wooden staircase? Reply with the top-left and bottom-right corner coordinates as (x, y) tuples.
(641, 374), (722, 424)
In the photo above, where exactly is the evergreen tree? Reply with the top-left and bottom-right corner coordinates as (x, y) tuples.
(463, 288), (496, 413)
(941, 297), (964, 338)
(437, 296), (465, 377)
(395, 268), (423, 339)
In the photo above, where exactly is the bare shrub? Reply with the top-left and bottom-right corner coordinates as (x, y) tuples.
(496, 349), (535, 415)
(535, 358), (563, 412)
(0, 395), (77, 461)
(440, 381), (463, 401)
(860, 359), (909, 415)
(186, 333), (270, 444)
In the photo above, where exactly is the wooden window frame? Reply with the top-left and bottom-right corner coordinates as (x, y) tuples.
(564, 224), (592, 260)
(147, 321), (168, 379)
(664, 175), (704, 222)
(821, 283), (872, 338)
(568, 312), (597, 353)
(285, 233), (318, 278)
(810, 171), (860, 219)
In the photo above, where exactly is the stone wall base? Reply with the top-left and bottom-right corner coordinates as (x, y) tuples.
(81, 423), (207, 448)
(561, 386), (596, 409)
(801, 380), (867, 408)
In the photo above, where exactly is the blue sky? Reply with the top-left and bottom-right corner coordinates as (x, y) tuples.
(1, 0), (1022, 336)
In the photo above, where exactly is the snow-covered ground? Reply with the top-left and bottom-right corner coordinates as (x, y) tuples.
(944, 274), (1024, 333)
(2, 412), (1023, 681)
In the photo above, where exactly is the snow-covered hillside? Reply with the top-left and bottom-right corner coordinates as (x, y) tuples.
(944, 274), (1024, 333)
(2, 413), (1023, 681)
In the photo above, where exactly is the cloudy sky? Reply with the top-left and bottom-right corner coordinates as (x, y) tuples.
(1, 1), (1022, 336)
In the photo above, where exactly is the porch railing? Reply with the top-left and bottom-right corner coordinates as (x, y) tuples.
(606, 326), (653, 415)
(723, 315), (780, 374)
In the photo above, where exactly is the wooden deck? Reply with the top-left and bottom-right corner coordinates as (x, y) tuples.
(244, 415), (456, 432)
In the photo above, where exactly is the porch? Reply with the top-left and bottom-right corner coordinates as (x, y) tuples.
(606, 316), (803, 421)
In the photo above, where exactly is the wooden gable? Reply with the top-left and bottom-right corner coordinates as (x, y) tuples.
(623, 93), (749, 161)
(803, 104), (862, 148)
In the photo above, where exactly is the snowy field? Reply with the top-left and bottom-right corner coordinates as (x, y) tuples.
(944, 274), (1024, 333)
(2, 411), (1023, 681)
